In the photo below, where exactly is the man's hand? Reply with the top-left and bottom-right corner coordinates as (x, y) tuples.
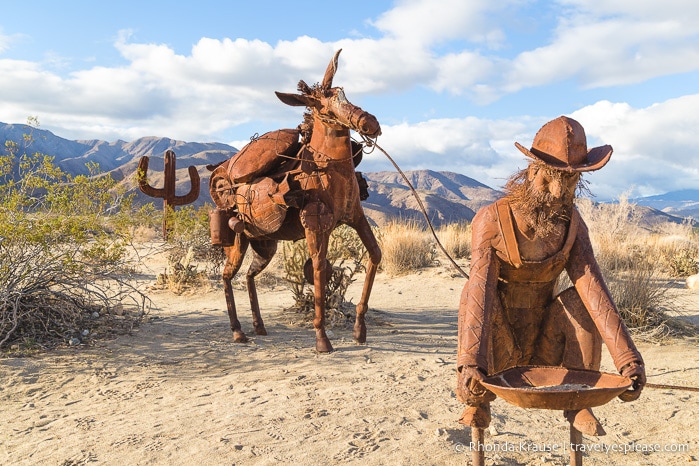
(619, 362), (646, 402)
(456, 365), (495, 404)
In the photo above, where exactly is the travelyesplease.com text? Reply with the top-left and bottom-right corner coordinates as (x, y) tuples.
(454, 441), (690, 455)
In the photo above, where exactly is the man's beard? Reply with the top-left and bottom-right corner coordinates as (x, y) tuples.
(506, 176), (574, 239)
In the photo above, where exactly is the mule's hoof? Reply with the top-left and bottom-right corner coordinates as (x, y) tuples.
(316, 338), (334, 353)
(255, 326), (268, 336)
(353, 322), (367, 344)
(233, 331), (249, 343)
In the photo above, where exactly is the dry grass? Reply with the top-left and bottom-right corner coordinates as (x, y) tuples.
(436, 221), (471, 260)
(378, 220), (436, 275)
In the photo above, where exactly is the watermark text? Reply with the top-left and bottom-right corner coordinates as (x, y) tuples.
(454, 440), (690, 455)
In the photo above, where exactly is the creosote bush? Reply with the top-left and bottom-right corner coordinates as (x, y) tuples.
(281, 225), (368, 326)
(0, 121), (150, 352)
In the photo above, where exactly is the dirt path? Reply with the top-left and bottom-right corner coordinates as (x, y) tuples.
(1, 266), (698, 465)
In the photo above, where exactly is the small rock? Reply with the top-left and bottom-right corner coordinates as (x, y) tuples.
(686, 274), (699, 290)
(488, 425), (499, 436)
(435, 357), (445, 364)
(91, 311), (100, 318)
(326, 330), (335, 338)
(81, 329), (90, 337)
(68, 337), (81, 346)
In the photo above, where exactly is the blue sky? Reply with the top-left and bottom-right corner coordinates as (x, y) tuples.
(1, 0), (698, 200)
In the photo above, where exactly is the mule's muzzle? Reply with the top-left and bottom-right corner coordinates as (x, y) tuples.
(358, 113), (381, 138)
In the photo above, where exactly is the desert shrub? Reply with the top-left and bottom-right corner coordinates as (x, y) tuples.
(604, 257), (670, 331)
(437, 221), (471, 260)
(378, 220), (436, 275)
(576, 195), (645, 271)
(0, 122), (149, 351)
(650, 221), (699, 277)
(281, 225), (368, 324)
(661, 245), (699, 277)
(573, 195), (697, 338)
(152, 204), (225, 293)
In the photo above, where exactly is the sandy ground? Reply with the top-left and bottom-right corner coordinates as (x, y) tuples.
(1, 254), (698, 466)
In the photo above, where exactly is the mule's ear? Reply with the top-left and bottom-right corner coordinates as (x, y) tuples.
(275, 91), (317, 108)
(321, 49), (341, 89)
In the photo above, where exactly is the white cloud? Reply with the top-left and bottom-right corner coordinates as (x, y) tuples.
(571, 94), (699, 197)
(503, 0), (699, 93)
(362, 117), (533, 190)
(371, 0), (512, 48)
(430, 51), (499, 98)
(360, 92), (699, 200)
(0, 30), (23, 55)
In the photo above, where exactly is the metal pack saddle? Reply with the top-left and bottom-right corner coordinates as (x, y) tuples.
(208, 128), (368, 244)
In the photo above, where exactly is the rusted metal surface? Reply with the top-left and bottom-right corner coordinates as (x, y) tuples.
(471, 427), (485, 466)
(455, 117), (646, 465)
(138, 149), (200, 240)
(570, 425), (584, 466)
(209, 50), (382, 353)
(480, 366), (632, 411)
(226, 129), (301, 184)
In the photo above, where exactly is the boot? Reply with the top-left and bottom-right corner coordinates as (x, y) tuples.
(459, 404), (491, 428)
(564, 408), (606, 436)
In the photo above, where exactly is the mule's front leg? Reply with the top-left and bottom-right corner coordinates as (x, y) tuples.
(306, 229), (333, 353)
(352, 215), (382, 344)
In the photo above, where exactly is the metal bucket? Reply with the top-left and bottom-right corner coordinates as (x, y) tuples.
(209, 208), (237, 246)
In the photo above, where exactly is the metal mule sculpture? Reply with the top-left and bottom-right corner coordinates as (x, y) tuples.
(208, 49), (382, 353)
(138, 149), (200, 240)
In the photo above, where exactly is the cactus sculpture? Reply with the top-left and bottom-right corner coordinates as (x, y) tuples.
(137, 149), (200, 239)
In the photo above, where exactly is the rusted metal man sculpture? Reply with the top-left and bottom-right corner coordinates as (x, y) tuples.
(456, 116), (646, 437)
(208, 50), (382, 352)
(138, 149), (200, 239)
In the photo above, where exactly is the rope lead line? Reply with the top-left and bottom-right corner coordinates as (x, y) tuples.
(370, 140), (469, 279)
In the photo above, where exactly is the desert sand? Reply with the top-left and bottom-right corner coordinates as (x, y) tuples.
(1, 252), (698, 466)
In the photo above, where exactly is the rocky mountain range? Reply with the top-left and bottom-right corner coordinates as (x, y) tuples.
(1, 122), (695, 227)
(632, 190), (699, 223)
(361, 170), (500, 226)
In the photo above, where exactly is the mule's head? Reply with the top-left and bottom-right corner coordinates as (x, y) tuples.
(275, 49), (381, 139)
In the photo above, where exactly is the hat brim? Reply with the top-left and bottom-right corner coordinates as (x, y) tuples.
(515, 142), (613, 172)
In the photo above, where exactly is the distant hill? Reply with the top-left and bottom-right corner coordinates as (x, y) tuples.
(0, 122), (237, 205)
(361, 170), (501, 226)
(632, 189), (699, 221)
(2, 122), (692, 228)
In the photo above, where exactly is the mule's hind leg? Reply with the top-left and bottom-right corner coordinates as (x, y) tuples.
(223, 234), (250, 342)
(246, 240), (278, 336)
(351, 215), (382, 344)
